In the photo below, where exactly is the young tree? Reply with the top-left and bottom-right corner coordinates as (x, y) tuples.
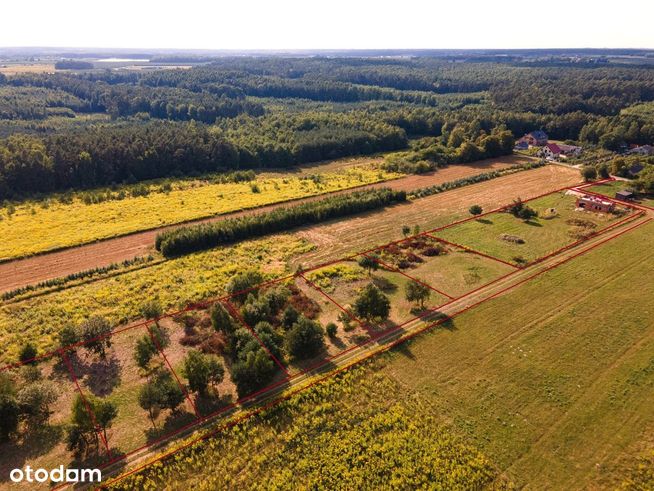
(68, 393), (116, 456)
(16, 380), (58, 427)
(401, 225), (411, 237)
(469, 204), (483, 216)
(353, 284), (391, 322)
(140, 299), (163, 320)
(581, 165), (598, 182)
(405, 281), (432, 309)
(133, 325), (169, 370)
(18, 343), (38, 365)
(206, 356), (225, 392)
(281, 305), (299, 330)
(358, 255), (379, 276)
(58, 325), (80, 351)
(226, 270), (264, 303)
(151, 370), (185, 413)
(230, 348), (276, 397)
(210, 302), (237, 338)
(80, 316), (113, 359)
(285, 317), (325, 360)
(517, 205), (538, 221)
(182, 350), (211, 396)
(138, 382), (162, 426)
(325, 322), (338, 338)
(413, 224), (421, 235)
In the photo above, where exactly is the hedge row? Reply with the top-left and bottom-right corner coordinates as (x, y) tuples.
(156, 188), (407, 257)
(408, 161), (545, 199)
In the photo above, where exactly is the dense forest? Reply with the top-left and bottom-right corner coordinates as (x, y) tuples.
(0, 56), (653, 199)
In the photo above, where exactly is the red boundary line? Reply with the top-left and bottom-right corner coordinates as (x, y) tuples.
(299, 273), (368, 329)
(361, 251), (456, 299)
(4, 178), (613, 372)
(424, 233), (521, 270)
(60, 349), (112, 457)
(99, 215), (652, 490)
(223, 300), (293, 378)
(145, 323), (201, 420)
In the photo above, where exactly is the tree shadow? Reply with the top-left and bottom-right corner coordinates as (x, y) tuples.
(194, 393), (234, 418)
(371, 275), (397, 293)
(476, 218), (493, 225)
(328, 335), (346, 350)
(0, 424), (65, 481)
(145, 410), (197, 444)
(82, 355), (122, 397)
(524, 220), (543, 227)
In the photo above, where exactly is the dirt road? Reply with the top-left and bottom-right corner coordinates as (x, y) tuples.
(0, 159), (522, 293)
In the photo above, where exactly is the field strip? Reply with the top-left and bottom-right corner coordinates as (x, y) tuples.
(0, 160), (533, 294)
(94, 215), (653, 489)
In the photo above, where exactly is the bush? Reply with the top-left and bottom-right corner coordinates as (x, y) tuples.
(285, 317), (325, 360)
(326, 322), (338, 338)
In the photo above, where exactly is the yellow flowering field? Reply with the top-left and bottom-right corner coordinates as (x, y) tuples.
(0, 234), (311, 363)
(0, 165), (399, 260)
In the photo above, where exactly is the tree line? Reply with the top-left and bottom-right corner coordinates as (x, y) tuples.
(155, 188), (407, 257)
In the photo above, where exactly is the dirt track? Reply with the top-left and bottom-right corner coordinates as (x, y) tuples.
(0, 158), (527, 293)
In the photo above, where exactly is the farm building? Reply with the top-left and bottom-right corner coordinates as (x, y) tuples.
(576, 195), (615, 212)
(627, 144), (654, 156)
(558, 144), (582, 156)
(616, 190), (635, 201)
(541, 142), (582, 160)
(518, 130), (548, 147)
(627, 163), (644, 177)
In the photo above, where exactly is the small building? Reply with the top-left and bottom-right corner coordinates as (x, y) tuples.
(627, 163), (644, 177)
(627, 145), (654, 156)
(541, 142), (562, 160)
(576, 195), (615, 213)
(518, 130), (549, 147)
(558, 144), (582, 157)
(514, 140), (529, 151)
(616, 190), (635, 201)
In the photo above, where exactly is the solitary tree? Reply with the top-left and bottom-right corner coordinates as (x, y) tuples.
(285, 317), (325, 360)
(140, 299), (163, 321)
(358, 255), (379, 276)
(231, 348), (276, 397)
(581, 166), (598, 182)
(401, 225), (411, 237)
(16, 380), (58, 427)
(353, 284), (391, 322)
(469, 204), (483, 216)
(405, 281), (432, 309)
(138, 381), (163, 426)
(182, 350), (211, 396)
(80, 316), (113, 359)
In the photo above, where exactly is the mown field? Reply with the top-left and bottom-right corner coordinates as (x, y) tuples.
(108, 219), (654, 490)
(434, 191), (626, 265)
(0, 163), (399, 261)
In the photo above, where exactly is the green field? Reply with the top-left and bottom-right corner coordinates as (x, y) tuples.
(434, 192), (624, 265)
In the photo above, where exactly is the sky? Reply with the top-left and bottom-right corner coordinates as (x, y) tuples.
(2, 0), (654, 50)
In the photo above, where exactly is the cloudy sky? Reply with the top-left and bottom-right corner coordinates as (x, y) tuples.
(3, 0), (653, 49)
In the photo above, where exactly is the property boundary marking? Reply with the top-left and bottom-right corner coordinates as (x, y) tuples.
(5, 177), (649, 485)
(98, 215), (653, 490)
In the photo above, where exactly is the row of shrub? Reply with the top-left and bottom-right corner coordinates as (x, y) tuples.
(156, 188), (406, 257)
(0, 255), (154, 302)
(409, 161), (545, 199)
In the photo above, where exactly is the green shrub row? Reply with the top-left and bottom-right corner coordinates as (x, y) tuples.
(156, 188), (407, 257)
